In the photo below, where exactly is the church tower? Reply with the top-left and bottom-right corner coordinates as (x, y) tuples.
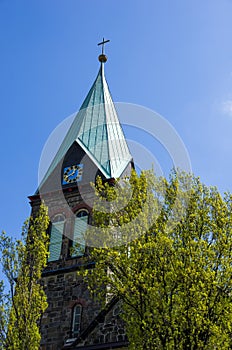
(29, 41), (132, 350)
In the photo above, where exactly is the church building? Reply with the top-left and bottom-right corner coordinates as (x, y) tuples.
(28, 40), (133, 350)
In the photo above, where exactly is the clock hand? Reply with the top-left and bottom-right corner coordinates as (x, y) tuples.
(68, 169), (76, 177)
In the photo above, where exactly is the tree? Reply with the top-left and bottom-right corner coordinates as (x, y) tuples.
(0, 204), (50, 350)
(82, 170), (232, 350)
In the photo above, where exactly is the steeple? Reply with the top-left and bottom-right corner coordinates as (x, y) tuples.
(40, 47), (133, 189)
(33, 43), (131, 350)
(76, 62), (132, 178)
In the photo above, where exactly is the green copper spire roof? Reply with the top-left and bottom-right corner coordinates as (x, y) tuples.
(77, 63), (132, 178)
(40, 62), (132, 187)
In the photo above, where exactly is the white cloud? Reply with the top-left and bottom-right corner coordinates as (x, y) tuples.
(222, 100), (232, 117)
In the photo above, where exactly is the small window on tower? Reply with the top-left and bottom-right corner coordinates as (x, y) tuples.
(71, 210), (88, 257)
(48, 214), (65, 262)
(72, 304), (82, 337)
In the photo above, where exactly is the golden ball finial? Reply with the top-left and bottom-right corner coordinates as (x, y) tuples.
(98, 54), (108, 63)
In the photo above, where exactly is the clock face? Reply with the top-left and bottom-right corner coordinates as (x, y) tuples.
(62, 164), (83, 185)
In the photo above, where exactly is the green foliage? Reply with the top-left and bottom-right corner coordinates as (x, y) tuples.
(0, 204), (49, 350)
(82, 170), (232, 350)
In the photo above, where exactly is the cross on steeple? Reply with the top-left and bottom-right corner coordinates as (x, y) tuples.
(98, 38), (110, 55)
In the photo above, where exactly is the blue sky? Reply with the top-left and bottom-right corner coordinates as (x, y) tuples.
(1, 0), (232, 248)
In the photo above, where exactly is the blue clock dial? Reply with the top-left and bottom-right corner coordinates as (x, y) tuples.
(63, 164), (83, 184)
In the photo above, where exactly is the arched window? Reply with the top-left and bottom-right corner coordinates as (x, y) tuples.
(71, 210), (88, 257)
(72, 304), (82, 337)
(48, 214), (65, 262)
